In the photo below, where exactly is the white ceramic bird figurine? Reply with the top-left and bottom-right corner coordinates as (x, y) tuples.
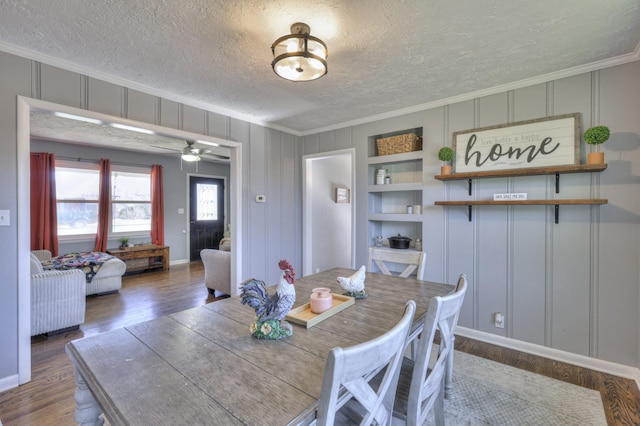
(337, 265), (367, 299)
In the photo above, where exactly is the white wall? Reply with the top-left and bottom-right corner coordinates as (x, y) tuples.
(303, 61), (640, 369)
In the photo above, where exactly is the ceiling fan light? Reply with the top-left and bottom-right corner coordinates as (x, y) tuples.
(181, 152), (200, 162)
(271, 23), (327, 82)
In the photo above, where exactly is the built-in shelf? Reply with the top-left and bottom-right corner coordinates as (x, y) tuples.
(368, 183), (423, 192)
(434, 164), (609, 223)
(367, 150), (423, 165)
(368, 213), (424, 222)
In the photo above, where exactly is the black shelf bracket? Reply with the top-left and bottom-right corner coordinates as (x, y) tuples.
(468, 178), (472, 196)
(468, 205), (473, 221)
(555, 173), (560, 194)
(555, 204), (559, 224)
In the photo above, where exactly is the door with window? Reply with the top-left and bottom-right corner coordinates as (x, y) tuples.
(189, 176), (225, 261)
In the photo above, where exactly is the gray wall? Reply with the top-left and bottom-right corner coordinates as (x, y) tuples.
(30, 139), (230, 259)
(0, 50), (302, 383)
(303, 61), (640, 368)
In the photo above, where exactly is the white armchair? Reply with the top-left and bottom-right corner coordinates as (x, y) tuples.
(201, 249), (231, 296)
(30, 253), (86, 336)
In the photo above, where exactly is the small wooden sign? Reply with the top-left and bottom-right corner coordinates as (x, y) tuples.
(453, 113), (580, 173)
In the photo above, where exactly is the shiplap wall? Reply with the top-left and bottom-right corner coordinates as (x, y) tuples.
(303, 61), (640, 368)
(0, 50), (301, 381)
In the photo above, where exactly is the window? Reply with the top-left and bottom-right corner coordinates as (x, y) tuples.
(55, 161), (151, 238)
(111, 169), (151, 233)
(56, 165), (100, 236)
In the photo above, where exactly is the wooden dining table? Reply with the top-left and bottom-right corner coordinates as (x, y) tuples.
(65, 267), (453, 426)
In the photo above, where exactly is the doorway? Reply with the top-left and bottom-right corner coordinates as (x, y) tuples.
(189, 176), (225, 260)
(17, 97), (244, 385)
(303, 149), (356, 276)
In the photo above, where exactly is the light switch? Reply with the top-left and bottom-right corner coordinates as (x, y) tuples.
(0, 209), (9, 226)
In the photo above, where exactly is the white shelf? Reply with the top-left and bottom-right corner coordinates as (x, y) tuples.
(368, 183), (423, 192)
(368, 213), (423, 222)
(367, 151), (423, 165)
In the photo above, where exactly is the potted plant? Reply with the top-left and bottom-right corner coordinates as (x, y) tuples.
(584, 125), (610, 165)
(119, 237), (129, 249)
(438, 147), (454, 175)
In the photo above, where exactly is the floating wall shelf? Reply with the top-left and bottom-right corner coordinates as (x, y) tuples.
(434, 164), (608, 223)
(435, 164), (608, 195)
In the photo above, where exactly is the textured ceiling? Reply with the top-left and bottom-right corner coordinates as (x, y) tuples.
(2, 0), (640, 140)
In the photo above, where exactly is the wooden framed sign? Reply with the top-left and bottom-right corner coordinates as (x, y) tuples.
(452, 113), (580, 173)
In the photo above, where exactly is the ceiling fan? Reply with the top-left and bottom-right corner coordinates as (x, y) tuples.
(151, 140), (231, 162)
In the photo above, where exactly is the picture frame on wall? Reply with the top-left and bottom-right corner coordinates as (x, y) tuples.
(335, 188), (350, 203)
(452, 112), (581, 173)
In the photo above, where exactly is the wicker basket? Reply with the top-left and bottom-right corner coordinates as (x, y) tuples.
(376, 133), (422, 156)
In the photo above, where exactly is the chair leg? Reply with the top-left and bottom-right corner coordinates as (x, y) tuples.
(444, 335), (455, 399)
(434, 382), (446, 426)
(207, 288), (216, 295)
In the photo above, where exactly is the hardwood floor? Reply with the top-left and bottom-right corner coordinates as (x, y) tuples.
(1, 262), (638, 425)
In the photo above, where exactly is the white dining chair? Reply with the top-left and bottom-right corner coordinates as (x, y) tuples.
(389, 275), (467, 425)
(368, 246), (426, 280)
(444, 274), (467, 398)
(314, 300), (416, 426)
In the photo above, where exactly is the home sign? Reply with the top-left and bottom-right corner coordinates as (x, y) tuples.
(452, 113), (580, 173)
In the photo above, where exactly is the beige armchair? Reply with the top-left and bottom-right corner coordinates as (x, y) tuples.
(30, 253), (86, 336)
(201, 249), (231, 296)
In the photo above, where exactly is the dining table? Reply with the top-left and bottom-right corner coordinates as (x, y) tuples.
(65, 267), (454, 426)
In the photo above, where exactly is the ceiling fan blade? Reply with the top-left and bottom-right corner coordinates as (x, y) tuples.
(206, 153), (230, 160)
(150, 144), (181, 152)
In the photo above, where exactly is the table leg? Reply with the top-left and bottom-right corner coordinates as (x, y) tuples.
(73, 366), (104, 426)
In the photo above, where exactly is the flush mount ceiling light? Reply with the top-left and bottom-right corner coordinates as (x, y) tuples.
(271, 22), (328, 82)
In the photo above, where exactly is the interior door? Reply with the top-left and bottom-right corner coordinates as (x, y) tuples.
(189, 176), (224, 261)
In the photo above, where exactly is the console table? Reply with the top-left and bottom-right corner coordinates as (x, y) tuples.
(107, 245), (170, 273)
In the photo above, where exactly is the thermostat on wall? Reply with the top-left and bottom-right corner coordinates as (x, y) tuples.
(256, 195), (266, 203)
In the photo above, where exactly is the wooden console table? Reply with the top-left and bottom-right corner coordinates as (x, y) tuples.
(107, 245), (170, 273)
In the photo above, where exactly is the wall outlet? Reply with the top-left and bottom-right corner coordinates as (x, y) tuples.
(494, 312), (505, 328)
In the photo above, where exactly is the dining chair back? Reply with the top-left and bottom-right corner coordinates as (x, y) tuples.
(395, 274), (467, 425)
(368, 246), (426, 280)
(315, 300), (416, 426)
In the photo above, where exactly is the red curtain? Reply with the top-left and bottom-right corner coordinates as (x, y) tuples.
(30, 153), (59, 256)
(150, 164), (164, 245)
(93, 159), (111, 252)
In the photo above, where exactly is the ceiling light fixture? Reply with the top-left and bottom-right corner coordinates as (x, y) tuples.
(271, 22), (327, 82)
(181, 147), (200, 162)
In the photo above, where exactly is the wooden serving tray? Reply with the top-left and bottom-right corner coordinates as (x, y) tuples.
(286, 294), (355, 328)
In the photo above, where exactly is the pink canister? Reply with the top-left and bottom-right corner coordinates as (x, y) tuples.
(310, 287), (333, 314)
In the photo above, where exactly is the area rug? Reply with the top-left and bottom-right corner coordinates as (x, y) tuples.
(422, 350), (607, 426)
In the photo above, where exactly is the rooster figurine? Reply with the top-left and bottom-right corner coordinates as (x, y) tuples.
(240, 259), (296, 339)
(337, 265), (368, 299)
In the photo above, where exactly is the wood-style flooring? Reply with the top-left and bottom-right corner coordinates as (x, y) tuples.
(0, 262), (638, 425)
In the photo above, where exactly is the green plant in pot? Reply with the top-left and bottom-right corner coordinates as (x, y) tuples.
(119, 237), (129, 249)
(438, 147), (454, 175)
(584, 125), (610, 165)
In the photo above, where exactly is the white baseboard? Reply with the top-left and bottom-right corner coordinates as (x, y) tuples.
(456, 326), (640, 390)
(0, 373), (19, 393)
(169, 259), (191, 266)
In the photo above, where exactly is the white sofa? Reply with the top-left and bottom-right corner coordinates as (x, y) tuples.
(30, 253), (86, 336)
(32, 250), (127, 295)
